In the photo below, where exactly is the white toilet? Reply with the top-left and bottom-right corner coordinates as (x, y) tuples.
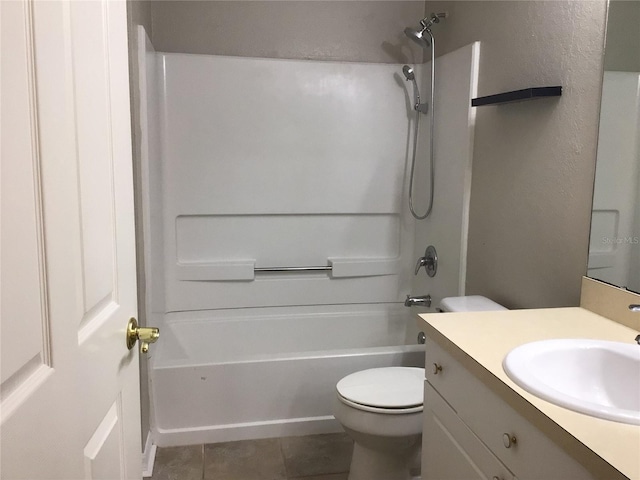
(333, 295), (506, 480)
(439, 294), (507, 313)
(333, 366), (424, 480)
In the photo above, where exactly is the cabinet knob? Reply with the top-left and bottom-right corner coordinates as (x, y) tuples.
(502, 433), (517, 448)
(432, 363), (443, 374)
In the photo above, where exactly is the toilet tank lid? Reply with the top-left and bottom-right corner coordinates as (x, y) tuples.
(440, 295), (507, 312)
(336, 367), (424, 409)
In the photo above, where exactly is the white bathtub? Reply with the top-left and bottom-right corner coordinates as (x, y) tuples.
(150, 304), (425, 446)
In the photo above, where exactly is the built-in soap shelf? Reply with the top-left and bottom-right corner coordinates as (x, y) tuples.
(176, 257), (400, 281)
(471, 86), (562, 107)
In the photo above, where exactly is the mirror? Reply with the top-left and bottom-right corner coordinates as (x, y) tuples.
(587, 0), (640, 293)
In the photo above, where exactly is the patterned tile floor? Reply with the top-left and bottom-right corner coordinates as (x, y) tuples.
(149, 432), (353, 480)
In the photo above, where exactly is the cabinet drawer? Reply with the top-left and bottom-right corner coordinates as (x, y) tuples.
(423, 382), (516, 480)
(424, 337), (595, 480)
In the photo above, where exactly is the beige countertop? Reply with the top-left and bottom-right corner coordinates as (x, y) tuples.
(417, 307), (640, 480)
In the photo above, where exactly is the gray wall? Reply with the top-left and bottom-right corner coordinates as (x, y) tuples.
(126, 0), (152, 449)
(151, 1), (427, 63)
(604, 0), (640, 72)
(426, 1), (607, 308)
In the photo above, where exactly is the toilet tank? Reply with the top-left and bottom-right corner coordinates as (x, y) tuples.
(439, 295), (507, 312)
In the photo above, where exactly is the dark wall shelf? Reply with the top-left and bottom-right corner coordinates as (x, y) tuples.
(471, 86), (562, 107)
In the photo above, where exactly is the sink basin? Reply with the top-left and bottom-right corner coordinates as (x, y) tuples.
(503, 339), (640, 425)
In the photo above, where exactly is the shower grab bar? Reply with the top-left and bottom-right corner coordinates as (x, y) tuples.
(176, 258), (399, 281)
(255, 266), (332, 273)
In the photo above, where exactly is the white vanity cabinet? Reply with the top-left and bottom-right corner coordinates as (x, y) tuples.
(423, 382), (517, 480)
(422, 336), (596, 480)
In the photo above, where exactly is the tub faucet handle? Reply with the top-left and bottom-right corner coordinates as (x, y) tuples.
(415, 246), (438, 277)
(415, 256), (428, 275)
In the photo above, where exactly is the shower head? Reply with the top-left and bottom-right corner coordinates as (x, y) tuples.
(402, 65), (415, 81)
(404, 26), (431, 49)
(404, 12), (447, 49)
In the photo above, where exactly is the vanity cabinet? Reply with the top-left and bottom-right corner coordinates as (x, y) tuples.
(422, 337), (595, 480)
(423, 382), (517, 480)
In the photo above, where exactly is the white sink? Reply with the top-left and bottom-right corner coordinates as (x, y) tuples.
(503, 339), (640, 425)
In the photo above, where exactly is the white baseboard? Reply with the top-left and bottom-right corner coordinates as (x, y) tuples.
(142, 431), (157, 478)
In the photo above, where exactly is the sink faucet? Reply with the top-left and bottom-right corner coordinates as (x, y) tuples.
(404, 294), (432, 308)
(631, 305), (640, 344)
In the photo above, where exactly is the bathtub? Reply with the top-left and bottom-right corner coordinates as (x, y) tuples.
(150, 304), (425, 446)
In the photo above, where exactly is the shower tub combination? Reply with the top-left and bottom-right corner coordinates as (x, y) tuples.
(138, 23), (478, 447)
(151, 305), (424, 446)
(141, 43), (428, 447)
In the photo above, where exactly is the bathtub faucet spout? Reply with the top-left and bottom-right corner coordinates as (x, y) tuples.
(404, 294), (432, 308)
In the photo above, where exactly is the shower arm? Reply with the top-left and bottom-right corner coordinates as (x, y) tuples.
(420, 12), (447, 29)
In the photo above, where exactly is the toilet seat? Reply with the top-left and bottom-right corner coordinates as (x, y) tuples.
(336, 367), (424, 414)
(337, 394), (423, 414)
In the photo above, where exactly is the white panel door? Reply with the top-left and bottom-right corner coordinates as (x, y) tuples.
(1, 1), (142, 478)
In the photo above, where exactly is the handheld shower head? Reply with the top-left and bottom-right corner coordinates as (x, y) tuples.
(402, 65), (428, 115)
(402, 65), (415, 81)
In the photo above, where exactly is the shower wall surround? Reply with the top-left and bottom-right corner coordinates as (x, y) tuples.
(138, 28), (479, 444)
(160, 53), (415, 311)
(412, 43), (479, 308)
(138, 29), (164, 318)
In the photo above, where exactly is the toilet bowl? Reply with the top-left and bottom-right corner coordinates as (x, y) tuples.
(334, 295), (507, 480)
(333, 367), (424, 480)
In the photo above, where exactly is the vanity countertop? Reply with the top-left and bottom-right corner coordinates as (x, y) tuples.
(417, 307), (640, 480)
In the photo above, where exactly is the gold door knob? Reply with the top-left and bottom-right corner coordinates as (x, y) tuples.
(126, 317), (159, 353)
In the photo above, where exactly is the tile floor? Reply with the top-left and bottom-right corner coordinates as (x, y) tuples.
(150, 432), (353, 480)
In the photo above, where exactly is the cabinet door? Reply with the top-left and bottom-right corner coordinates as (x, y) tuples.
(425, 338), (597, 480)
(423, 382), (516, 480)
